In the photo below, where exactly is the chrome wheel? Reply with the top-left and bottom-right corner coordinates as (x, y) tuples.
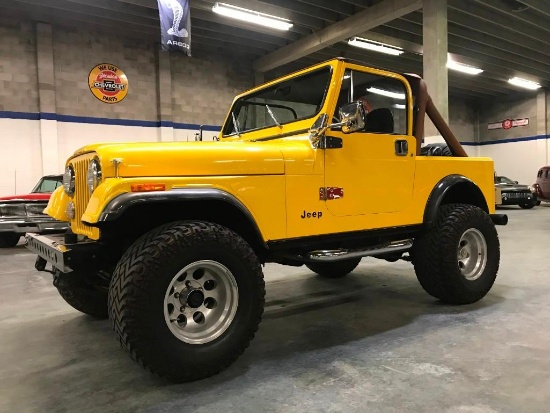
(457, 228), (487, 281)
(164, 260), (239, 344)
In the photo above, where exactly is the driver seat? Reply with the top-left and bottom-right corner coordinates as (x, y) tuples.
(364, 108), (394, 134)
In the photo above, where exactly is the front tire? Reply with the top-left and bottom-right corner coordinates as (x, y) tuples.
(54, 270), (108, 319)
(306, 258), (361, 278)
(519, 201), (535, 209)
(412, 204), (500, 304)
(108, 221), (265, 382)
(0, 232), (20, 248)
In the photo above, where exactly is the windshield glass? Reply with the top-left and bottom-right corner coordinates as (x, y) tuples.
(223, 66), (332, 137)
(495, 176), (515, 184)
(32, 176), (62, 193)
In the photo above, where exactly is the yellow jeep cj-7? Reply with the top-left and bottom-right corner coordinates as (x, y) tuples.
(27, 58), (508, 382)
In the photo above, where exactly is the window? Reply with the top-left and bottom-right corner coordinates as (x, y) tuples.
(223, 66), (332, 136)
(538, 170), (543, 178)
(32, 176), (62, 193)
(335, 69), (408, 135)
(495, 176), (515, 184)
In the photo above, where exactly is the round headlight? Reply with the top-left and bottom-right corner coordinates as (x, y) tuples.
(63, 165), (75, 196)
(87, 159), (102, 193)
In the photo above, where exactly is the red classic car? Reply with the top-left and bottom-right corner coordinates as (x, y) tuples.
(0, 175), (69, 248)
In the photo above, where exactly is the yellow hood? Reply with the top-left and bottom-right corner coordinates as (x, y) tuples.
(71, 140), (285, 177)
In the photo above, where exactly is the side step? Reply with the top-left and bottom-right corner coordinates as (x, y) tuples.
(304, 239), (413, 262)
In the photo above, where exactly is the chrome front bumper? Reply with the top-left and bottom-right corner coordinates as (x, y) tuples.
(0, 217), (69, 234)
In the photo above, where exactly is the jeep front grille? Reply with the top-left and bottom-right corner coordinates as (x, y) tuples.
(71, 156), (96, 238)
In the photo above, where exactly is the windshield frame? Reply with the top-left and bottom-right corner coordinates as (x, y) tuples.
(32, 176), (63, 193)
(495, 176), (515, 185)
(222, 65), (334, 138)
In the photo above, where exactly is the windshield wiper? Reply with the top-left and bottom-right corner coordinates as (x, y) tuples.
(231, 112), (241, 136)
(265, 104), (282, 128)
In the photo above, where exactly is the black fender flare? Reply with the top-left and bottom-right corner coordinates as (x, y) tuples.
(96, 188), (266, 247)
(424, 175), (489, 226)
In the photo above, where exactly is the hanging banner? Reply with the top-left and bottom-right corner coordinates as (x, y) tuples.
(157, 0), (191, 55)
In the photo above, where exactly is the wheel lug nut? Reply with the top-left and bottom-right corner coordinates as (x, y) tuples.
(180, 306), (185, 312)
(174, 292), (180, 298)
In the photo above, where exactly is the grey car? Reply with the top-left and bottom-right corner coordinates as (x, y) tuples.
(495, 175), (537, 209)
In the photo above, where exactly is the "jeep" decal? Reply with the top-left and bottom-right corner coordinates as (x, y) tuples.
(301, 210), (323, 219)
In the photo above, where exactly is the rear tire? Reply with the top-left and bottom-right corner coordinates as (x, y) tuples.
(519, 201), (535, 209)
(108, 221), (265, 383)
(0, 233), (20, 248)
(412, 204), (500, 304)
(54, 271), (108, 319)
(306, 258), (361, 278)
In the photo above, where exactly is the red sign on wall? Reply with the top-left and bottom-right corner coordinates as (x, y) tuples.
(488, 118), (529, 130)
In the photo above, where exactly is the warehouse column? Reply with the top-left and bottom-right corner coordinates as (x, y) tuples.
(536, 89), (548, 165)
(423, 0), (448, 141)
(36, 23), (60, 174)
(158, 50), (174, 142)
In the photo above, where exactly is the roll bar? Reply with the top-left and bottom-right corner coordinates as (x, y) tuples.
(402, 74), (468, 157)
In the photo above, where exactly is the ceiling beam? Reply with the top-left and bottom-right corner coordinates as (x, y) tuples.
(193, 0), (327, 32)
(470, 0), (550, 36)
(405, 10), (550, 63)
(517, 0), (550, 17)
(387, 17), (550, 80)
(253, 0), (422, 72)
(370, 25), (549, 89)
(65, 0), (157, 19)
(294, 0), (356, 16)
(447, 6), (550, 55)
(10, 0), (158, 27)
(117, 0), (155, 8)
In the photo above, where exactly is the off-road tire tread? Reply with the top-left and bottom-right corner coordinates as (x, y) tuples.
(56, 273), (108, 319)
(0, 233), (20, 248)
(108, 221), (265, 382)
(306, 258), (361, 278)
(412, 204), (500, 304)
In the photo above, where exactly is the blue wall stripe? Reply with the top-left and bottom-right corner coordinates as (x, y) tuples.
(0, 110), (221, 131)
(461, 134), (549, 146)
(0, 111), (40, 121)
(1, 110), (548, 145)
(469, 134), (549, 146)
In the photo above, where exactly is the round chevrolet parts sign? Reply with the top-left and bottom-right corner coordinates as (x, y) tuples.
(88, 63), (128, 104)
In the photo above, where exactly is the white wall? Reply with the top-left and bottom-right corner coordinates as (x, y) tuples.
(478, 137), (549, 184)
(0, 118), (43, 195)
(0, 117), (220, 196)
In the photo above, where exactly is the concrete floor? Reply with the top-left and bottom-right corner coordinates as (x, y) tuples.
(1, 205), (549, 413)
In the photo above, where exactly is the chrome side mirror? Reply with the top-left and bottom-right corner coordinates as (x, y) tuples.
(308, 113), (328, 148)
(339, 102), (365, 134)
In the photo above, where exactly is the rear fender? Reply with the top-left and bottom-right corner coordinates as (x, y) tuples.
(424, 175), (489, 226)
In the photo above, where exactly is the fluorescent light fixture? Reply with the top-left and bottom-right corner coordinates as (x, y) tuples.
(508, 76), (541, 90)
(348, 37), (404, 56)
(367, 87), (406, 100)
(447, 58), (483, 75)
(393, 104), (406, 109)
(212, 2), (293, 31)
